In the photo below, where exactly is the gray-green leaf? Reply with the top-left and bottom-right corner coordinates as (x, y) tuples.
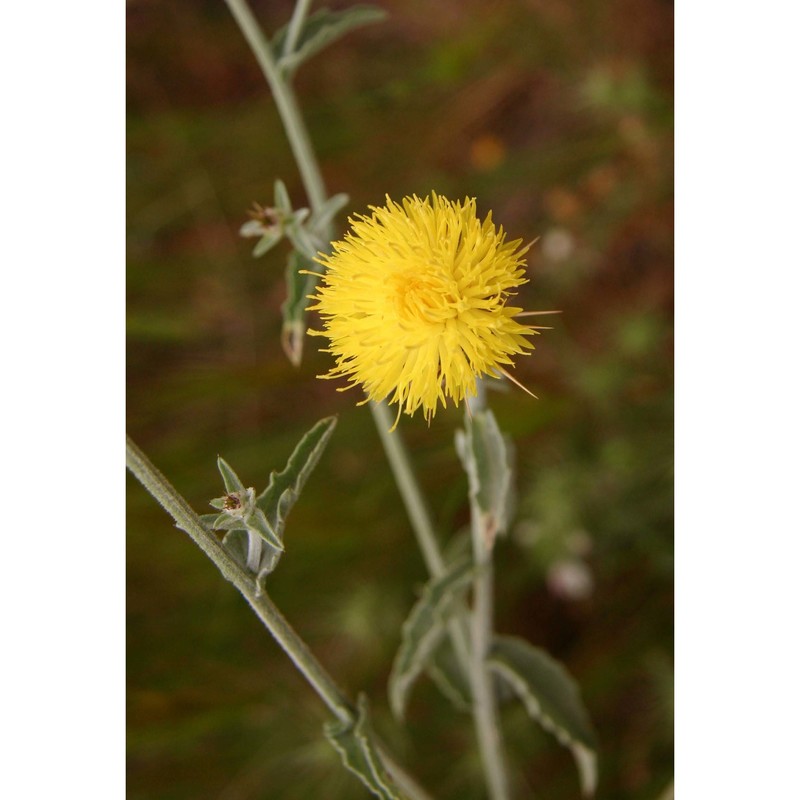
(256, 416), (338, 545)
(455, 409), (514, 549)
(239, 219), (267, 238)
(244, 506), (285, 552)
(426, 636), (518, 712)
(284, 215), (319, 261)
(426, 640), (472, 712)
(324, 695), (406, 800)
(222, 529), (249, 568)
(281, 250), (316, 366)
(310, 192), (350, 236)
(488, 635), (598, 796)
(274, 178), (292, 214)
(210, 512), (248, 532)
(252, 229), (283, 257)
(217, 457), (245, 494)
(388, 556), (472, 720)
(274, 6), (387, 78)
(222, 529), (282, 580)
(198, 513), (222, 531)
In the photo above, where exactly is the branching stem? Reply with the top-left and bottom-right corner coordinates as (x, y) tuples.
(283, 0), (312, 58)
(369, 401), (473, 673)
(126, 435), (432, 800)
(222, 2), (512, 795)
(223, 0), (328, 215)
(126, 436), (353, 723)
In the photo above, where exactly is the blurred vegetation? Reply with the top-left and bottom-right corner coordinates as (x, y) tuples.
(127, 0), (673, 798)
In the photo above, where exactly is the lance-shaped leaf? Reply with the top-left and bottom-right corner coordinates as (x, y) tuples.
(256, 416), (338, 544)
(324, 695), (405, 800)
(255, 178), (319, 366)
(388, 556), (472, 720)
(199, 513), (222, 532)
(216, 457), (246, 495)
(199, 512), (249, 532)
(310, 192), (350, 237)
(243, 506), (285, 552)
(272, 179), (317, 255)
(281, 250), (316, 366)
(273, 6), (387, 78)
(426, 639), (471, 712)
(240, 219), (281, 257)
(221, 529), (249, 568)
(284, 216), (318, 262)
(488, 635), (599, 797)
(219, 528), (282, 585)
(240, 218), (267, 238)
(274, 178), (292, 214)
(251, 228), (283, 258)
(425, 635), (517, 713)
(294, 195), (350, 327)
(455, 409), (514, 549)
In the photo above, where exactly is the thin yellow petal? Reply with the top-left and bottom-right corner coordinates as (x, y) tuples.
(307, 193), (546, 422)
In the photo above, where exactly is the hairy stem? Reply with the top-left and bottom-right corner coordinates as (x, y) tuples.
(224, 0), (473, 681)
(127, 435), (432, 799)
(223, 3), (467, 616)
(370, 401), (473, 672)
(369, 402), (445, 576)
(127, 436), (353, 722)
(223, 0), (328, 215)
(283, 0), (312, 58)
(469, 542), (511, 800)
(222, 2), (510, 794)
(464, 391), (512, 800)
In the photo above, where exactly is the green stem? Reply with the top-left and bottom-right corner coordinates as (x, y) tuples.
(223, 0), (328, 215)
(222, 3), (506, 794)
(469, 540), (511, 800)
(126, 436), (353, 723)
(127, 435), (432, 799)
(369, 402), (473, 672)
(283, 0), (312, 58)
(369, 401), (444, 577)
(464, 392), (512, 800)
(222, 0), (456, 615)
(219, 1), (449, 609)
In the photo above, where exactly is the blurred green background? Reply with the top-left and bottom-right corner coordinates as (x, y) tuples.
(127, 0), (673, 797)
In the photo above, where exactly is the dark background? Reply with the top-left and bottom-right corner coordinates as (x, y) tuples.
(127, 0), (673, 797)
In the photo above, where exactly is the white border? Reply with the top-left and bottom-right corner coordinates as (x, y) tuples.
(676, 1), (800, 797)
(2, 2), (125, 797)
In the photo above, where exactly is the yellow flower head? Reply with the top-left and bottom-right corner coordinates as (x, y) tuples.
(308, 193), (540, 423)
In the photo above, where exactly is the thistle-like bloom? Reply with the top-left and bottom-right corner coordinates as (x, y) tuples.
(308, 193), (540, 423)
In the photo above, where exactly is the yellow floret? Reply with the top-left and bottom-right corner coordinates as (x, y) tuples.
(307, 193), (539, 424)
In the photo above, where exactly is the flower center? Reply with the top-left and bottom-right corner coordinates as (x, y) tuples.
(391, 271), (459, 324)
